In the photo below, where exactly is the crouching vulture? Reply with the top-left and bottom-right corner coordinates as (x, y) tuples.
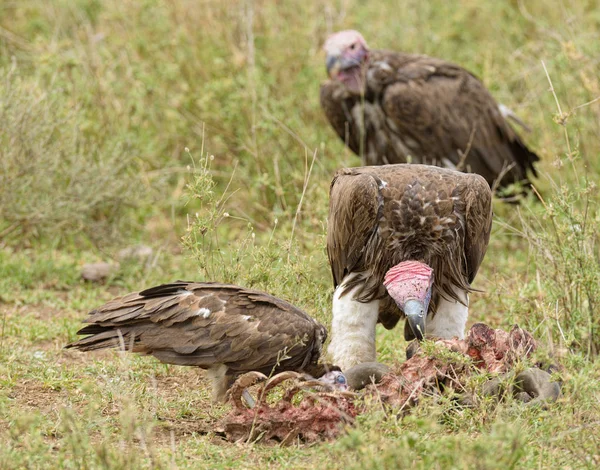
(327, 164), (493, 370)
(320, 30), (539, 196)
(66, 282), (346, 402)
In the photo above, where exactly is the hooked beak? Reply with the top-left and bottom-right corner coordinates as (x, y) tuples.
(326, 54), (341, 78)
(404, 299), (426, 341)
(326, 54), (362, 79)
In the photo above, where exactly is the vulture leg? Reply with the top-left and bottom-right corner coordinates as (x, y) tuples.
(426, 285), (469, 339)
(328, 275), (380, 370)
(206, 364), (229, 402)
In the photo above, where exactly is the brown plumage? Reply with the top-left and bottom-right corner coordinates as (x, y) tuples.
(326, 164), (493, 369)
(321, 31), (539, 197)
(66, 282), (331, 401)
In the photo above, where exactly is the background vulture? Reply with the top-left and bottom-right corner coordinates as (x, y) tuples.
(320, 30), (539, 196)
(326, 164), (493, 370)
(67, 282), (346, 402)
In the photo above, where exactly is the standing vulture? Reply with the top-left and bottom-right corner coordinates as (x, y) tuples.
(66, 282), (346, 401)
(320, 30), (539, 196)
(326, 164), (493, 370)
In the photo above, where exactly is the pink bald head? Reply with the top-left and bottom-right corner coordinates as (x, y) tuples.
(324, 30), (369, 93)
(324, 30), (369, 56)
(384, 261), (434, 308)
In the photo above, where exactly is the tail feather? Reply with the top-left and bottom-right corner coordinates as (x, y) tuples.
(66, 329), (126, 351)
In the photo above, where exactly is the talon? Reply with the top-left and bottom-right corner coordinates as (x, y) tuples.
(513, 368), (561, 406)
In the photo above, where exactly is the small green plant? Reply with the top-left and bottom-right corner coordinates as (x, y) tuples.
(181, 147), (256, 283)
(516, 64), (600, 357)
(0, 69), (150, 246)
(520, 176), (599, 356)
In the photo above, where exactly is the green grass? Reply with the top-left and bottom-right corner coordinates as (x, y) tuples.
(1, 0), (600, 468)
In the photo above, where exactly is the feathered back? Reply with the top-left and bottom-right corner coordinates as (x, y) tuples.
(67, 282), (327, 377)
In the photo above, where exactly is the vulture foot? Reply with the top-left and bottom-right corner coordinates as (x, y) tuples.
(344, 362), (391, 390)
(513, 368), (561, 406)
(459, 367), (561, 407)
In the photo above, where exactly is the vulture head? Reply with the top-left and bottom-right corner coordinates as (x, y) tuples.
(319, 370), (349, 391)
(384, 261), (434, 341)
(324, 30), (369, 93)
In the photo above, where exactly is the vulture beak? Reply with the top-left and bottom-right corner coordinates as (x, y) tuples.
(404, 299), (426, 341)
(326, 53), (362, 79)
(326, 54), (341, 78)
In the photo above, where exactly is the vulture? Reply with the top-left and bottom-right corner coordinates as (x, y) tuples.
(66, 282), (346, 402)
(320, 30), (539, 196)
(326, 164), (493, 370)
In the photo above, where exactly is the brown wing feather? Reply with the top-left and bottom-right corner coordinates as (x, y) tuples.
(67, 282), (324, 376)
(462, 174), (493, 283)
(320, 81), (362, 155)
(379, 56), (537, 185)
(327, 168), (382, 293)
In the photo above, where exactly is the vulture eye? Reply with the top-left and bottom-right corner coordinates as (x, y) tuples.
(350, 43), (356, 50)
(336, 374), (347, 384)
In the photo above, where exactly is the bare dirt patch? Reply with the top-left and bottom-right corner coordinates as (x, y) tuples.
(57, 347), (116, 365)
(2, 303), (71, 323)
(7, 379), (67, 413)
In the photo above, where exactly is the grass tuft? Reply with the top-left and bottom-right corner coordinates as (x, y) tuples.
(0, 67), (152, 246)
